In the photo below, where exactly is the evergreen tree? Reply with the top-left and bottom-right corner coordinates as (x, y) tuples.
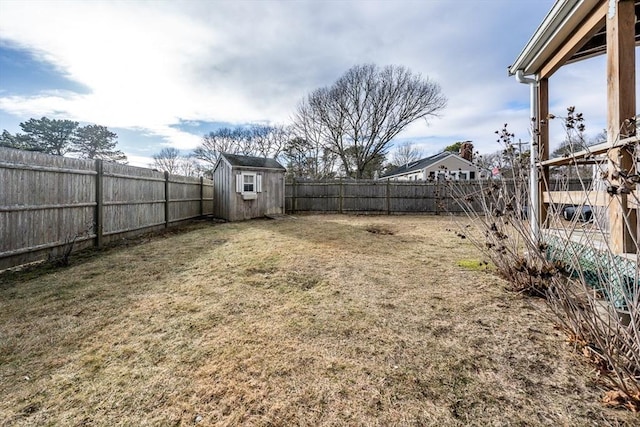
(72, 124), (126, 162)
(18, 117), (78, 155)
(0, 130), (37, 151)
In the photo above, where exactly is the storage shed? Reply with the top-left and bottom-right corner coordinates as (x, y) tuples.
(212, 153), (286, 221)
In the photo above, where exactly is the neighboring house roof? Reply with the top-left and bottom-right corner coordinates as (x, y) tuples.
(381, 152), (475, 179)
(219, 153), (285, 170)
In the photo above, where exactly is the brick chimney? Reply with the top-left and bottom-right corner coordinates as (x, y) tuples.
(459, 141), (473, 162)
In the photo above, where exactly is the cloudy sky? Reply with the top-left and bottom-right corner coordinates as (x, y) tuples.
(0, 0), (631, 167)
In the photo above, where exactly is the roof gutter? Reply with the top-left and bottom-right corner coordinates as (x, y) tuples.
(508, 0), (593, 76)
(515, 70), (541, 242)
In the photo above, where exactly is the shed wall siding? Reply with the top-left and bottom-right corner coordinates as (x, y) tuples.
(263, 170), (285, 216)
(213, 160), (233, 220)
(213, 160), (285, 221)
(229, 169), (284, 221)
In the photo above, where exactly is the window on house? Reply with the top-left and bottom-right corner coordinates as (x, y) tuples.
(243, 174), (255, 192)
(470, 171), (476, 179)
(236, 172), (263, 194)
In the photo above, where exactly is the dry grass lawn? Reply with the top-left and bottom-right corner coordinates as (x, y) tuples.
(0, 215), (636, 426)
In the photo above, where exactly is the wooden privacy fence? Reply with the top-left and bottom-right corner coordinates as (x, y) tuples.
(286, 178), (591, 215)
(285, 179), (486, 214)
(0, 148), (214, 270)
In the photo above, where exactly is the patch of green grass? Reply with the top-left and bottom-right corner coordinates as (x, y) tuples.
(457, 259), (491, 271)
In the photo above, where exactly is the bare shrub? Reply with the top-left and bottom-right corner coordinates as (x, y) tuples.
(451, 124), (553, 297)
(48, 221), (94, 267)
(450, 109), (640, 409)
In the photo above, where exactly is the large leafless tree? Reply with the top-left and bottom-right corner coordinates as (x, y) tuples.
(194, 128), (243, 167)
(294, 64), (446, 179)
(151, 147), (181, 174)
(193, 125), (290, 170)
(283, 136), (339, 179)
(151, 148), (204, 177)
(250, 125), (290, 158)
(391, 142), (422, 167)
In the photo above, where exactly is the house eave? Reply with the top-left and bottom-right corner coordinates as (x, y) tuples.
(212, 155), (229, 173)
(231, 165), (286, 172)
(380, 153), (479, 180)
(508, 0), (600, 76)
(216, 153), (286, 172)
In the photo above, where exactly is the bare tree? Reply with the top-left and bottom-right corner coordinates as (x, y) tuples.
(193, 128), (241, 167)
(283, 136), (339, 179)
(193, 125), (289, 170)
(475, 150), (502, 170)
(391, 142), (422, 167)
(294, 64), (446, 179)
(251, 124), (290, 159)
(282, 137), (310, 178)
(175, 155), (203, 177)
(290, 104), (340, 179)
(549, 107), (593, 179)
(151, 147), (181, 174)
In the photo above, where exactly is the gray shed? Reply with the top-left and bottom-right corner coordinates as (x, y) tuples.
(212, 153), (286, 221)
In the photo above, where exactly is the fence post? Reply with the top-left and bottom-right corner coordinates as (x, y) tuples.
(442, 179), (448, 213)
(95, 159), (104, 248)
(435, 179), (441, 216)
(164, 171), (170, 228)
(339, 178), (343, 214)
(386, 179), (391, 215)
(199, 176), (204, 217)
(292, 177), (297, 214)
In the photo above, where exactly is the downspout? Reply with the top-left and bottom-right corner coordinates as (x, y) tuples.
(515, 70), (540, 243)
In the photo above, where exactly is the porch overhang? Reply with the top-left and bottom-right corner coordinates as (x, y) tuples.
(508, 0), (640, 78)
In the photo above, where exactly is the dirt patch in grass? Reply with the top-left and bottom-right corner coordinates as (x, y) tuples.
(0, 215), (635, 426)
(365, 224), (396, 235)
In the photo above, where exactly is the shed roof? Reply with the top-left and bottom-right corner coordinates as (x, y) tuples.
(220, 153), (285, 170)
(381, 152), (471, 178)
(508, 0), (640, 77)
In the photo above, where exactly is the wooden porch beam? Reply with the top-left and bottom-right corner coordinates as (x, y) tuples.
(539, 135), (639, 166)
(537, 77), (550, 227)
(540, 1), (607, 78)
(607, 0), (637, 254)
(541, 190), (633, 207)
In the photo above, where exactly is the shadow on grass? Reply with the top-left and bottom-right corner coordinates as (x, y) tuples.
(245, 214), (401, 256)
(0, 220), (218, 290)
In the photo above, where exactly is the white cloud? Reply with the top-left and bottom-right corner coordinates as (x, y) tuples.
(125, 154), (155, 169)
(3, 0), (623, 162)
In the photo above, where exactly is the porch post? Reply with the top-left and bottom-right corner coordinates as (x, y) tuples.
(537, 77), (550, 230)
(607, 0), (637, 254)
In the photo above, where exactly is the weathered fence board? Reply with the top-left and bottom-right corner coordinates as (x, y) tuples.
(1, 148), (214, 270)
(286, 179), (585, 215)
(286, 179), (460, 214)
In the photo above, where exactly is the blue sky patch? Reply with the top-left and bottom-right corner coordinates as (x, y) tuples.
(504, 100), (530, 111)
(170, 119), (254, 136)
(0, 42), (90, 96)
